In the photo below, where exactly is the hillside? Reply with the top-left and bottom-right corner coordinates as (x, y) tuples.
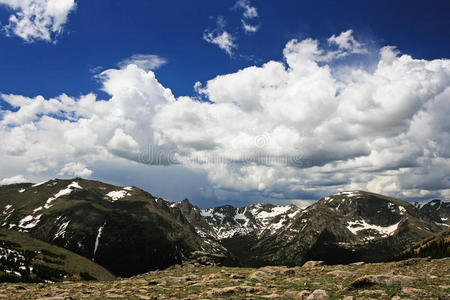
(0, 178), (204, 277)
(0, 228), (114, 283)
(395, 227), (450, 260)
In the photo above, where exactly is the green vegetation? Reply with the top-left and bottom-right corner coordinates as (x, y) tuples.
(0, 228), (115, 283)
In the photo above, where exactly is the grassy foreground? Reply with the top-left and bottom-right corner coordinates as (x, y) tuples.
(0, 257), (448, 299)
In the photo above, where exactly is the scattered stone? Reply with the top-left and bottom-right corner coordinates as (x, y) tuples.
(284, 290), (300, 297)
(294, 290), (311, 299)
(302, 261), (325, 268)
(306, 289), (328, 300)
(395, 257), (431, 267)
(326, 270), (354, 277)
(349, 262), (365, 266)
(262, 293), (280, 298)
(205, 285), (257, 296)
(229, 273), (245, 279)
(359, 289), (387, 296)
(342, 296), (354, 300)
(347, 274), (415, 290)
(401, 287), (427, 296)
(250, 270), (275, 281)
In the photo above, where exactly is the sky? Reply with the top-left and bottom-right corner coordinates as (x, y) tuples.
(0, 0), (449, 208)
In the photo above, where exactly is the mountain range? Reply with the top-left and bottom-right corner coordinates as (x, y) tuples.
(0, 178), (448, 278)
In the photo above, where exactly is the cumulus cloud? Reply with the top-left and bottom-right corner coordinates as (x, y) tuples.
(328, 29), (367, 54)
(1, 30), (449, 203)
(0, 175), (28, 185)
(235, 0), (258, 19)
(0, 0), (76, 43)
(203, 17), (236, 56)
(203, 31), (236, 56)
(58, 162), (92, 177)
(117, 54), (167, 71)
(235, 0), (260, 33)
(241, 20), (259, 33)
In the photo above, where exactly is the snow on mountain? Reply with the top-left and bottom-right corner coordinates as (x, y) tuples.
(197, 204), (303, 240)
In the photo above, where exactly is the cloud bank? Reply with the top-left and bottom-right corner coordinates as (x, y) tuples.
(0, 0), (76, 42)
(1, 30), (449, 203)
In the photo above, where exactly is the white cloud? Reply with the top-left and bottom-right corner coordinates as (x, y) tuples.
(242, 20), (259, 33)
(235, 0), (260, 33)
(328, 29), (367, 57)
(1, 30), (449, 203)
(58, 162), (92, 177)
(235, 0), (258, 19)
(203, 30), (236, 56)
(117, 54), (167, 71)
(0, 175), (28, 185)
(0, 0), (76, 42)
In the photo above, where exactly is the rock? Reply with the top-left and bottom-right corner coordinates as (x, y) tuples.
(343, 296), (354, 300)
(262, 293), (280, 298)
(206, 285), (257, 296)
(395, 257), (430, 267)
(401, 287), (427, 296)
(249, 266), (294, 281)
(294, 290), (311, 299)
(250, 270), (275, 281)
(137, 296), (155, 300)
(326, 270), (354, 277)
(302, 261), (325, 268)
(359, 289), (386, 296)
(284, 290), (300, 297)
(347, 274), (415, 290)
(229, 273), (245, 279)
(260, 266), (295, 276)
(349, 262), (365, 266)
(306, 289), (328, 300)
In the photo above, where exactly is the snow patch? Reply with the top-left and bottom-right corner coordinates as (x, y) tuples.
(106, 190), (129, 202)
(67, 181), (82, 189)
(123, 186), (133, 191)
(18, 189), (25, 193)
(54, 219), (70, 240)
(347, 219), (401, 237)
(33, 206), (43, 213)
(18, 214), (42, 230)
(93, 222), (106, 257)
(32, 180), (50, 187)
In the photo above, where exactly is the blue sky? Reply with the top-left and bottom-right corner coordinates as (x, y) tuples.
(1, 0), (449, 99)
(0, 0), (449, 208)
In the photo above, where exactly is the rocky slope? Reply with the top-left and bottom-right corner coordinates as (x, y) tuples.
(415, 199), (450, 226)
(0, 178), (204, 277)
(0, 257), (448, 299)
(395, 227), (450, 260)
(174, 191), (447, 266)
(0, 228), (114, 283)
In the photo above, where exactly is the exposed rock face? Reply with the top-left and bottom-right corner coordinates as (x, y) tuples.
(183, 190), (445, 267)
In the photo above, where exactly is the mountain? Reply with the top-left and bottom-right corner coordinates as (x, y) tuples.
(0, 178), (204, 277)
(0, 228), (114, 283)
(395, 227), (450, 260)
(174, 191), (447, 267)
(1, 178), (447, 277)
(414, 199), (450, 226)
